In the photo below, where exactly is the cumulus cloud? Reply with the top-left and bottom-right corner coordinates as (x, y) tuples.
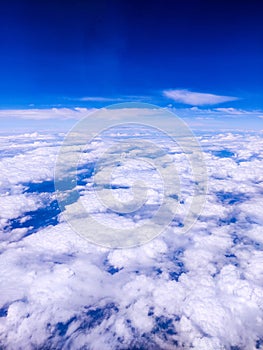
(163, 89), (239, 106)
(0, 130), (263, 349)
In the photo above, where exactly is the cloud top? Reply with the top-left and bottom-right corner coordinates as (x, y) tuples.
(0, 131), (263, 349)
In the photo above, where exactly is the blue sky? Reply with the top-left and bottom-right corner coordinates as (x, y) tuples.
(0, 0), (262, 130)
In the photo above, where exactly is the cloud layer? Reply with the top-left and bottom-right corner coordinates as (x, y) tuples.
(0, 129), (263, 349)
(0, 108), (95, 120)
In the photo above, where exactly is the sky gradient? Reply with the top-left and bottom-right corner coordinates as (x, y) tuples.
(0, 0), (262, 110)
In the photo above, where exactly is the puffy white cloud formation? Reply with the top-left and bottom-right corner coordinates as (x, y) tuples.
(0, 130), (263, 349)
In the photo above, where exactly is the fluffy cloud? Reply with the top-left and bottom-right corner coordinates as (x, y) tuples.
(0, 130), (263, 349)
(163, 89), (239, 106)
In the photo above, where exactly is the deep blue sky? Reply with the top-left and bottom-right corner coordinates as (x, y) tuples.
(0, 0), (263, 109)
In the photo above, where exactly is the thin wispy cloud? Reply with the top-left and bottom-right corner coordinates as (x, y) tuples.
(214, 107), (261, 115)
(76, 96), (124, 102)
(187, 106), (263, 117)
(163, 89), (239, 106)
(69, 95), (151, 102)
(0, 108), (94, 120)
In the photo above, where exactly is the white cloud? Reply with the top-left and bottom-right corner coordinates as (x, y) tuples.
(76, 96), (124, 102)
(215, 107), (247, 114)
(0, 139), (58, 185)
(215, 107), (263, 117)
(70, 95), (150, 102)
(0, 130), (263, 349)
(0, 106), (160, 122)
(0, 107), (95, 120)
(0, 105), (262, 133)
(163, 89), (239, 106)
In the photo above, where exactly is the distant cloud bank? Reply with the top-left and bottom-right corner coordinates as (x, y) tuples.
(0, 108), (94, 120)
